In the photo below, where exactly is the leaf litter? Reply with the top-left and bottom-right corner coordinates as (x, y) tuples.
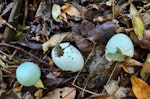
(0, 0), (149, 99)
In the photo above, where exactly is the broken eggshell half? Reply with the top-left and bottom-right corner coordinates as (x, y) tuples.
(51, 42), (84, 72)
(105, 33), (134, 62)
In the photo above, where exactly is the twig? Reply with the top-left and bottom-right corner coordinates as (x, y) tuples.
(72, 41), (99, 96)
(102, 62), (118, 93)
(0, 43), (51, 67)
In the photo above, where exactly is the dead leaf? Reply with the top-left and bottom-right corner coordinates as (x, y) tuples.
(142, 10), (150, 29)
(87, 95), (111, 99)
(34, 89), (43, 99)
(35, 1), (51, 21)
(104, 80), (129, 98)
(140, 30), (150, 50)
(0, 59), (7, 68)
(121, 64), (134, 74)
(130, 75), (150, 99)
(42, 32), (70, 53)
(130, 3), (144, 40)
(11, 41), (42, 50)
(22, 91), (34, 99)
(61, 3), (80, 18)
(80, 20), (116, 45)
(124, 59), (143, 67)
(41, 87), (76, 99)
(1, 2), (14, 16)
(104, 80), (119, 95)
(52, 4), (62, 22)
(141, 53), (150, 81)
(43, 78), (64, 88)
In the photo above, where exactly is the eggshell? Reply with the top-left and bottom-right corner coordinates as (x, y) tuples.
(16, 62), (41, 86)
(51, 42), (84, 72)
(105, 33), (134, 61)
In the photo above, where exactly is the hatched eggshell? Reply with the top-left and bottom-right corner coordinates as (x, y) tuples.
(16, 62), (41, 86)
(105, 33), (134, 61)
(51, 42), (84, 72)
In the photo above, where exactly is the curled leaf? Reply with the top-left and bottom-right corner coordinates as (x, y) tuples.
(130, 75), (150, 99)
(0, 59), (6, 68)
(61, 3), (80, 18)
(130, 3), (144, 40)
(42, 32), (69, 53)
(52, 4), (62, 22)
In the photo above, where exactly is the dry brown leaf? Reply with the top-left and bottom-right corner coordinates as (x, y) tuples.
(124, 59), (143, 67)
(61, 3), (80, 18)
(41, 87), (76, 99)
(42, 32), (70, 53)
(60, 11), (68, 22)
(141, 53), (150, 81)
(130, 75), (150, 99)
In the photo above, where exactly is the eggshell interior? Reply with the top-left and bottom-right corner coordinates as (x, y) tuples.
(105, 33), (134, 61)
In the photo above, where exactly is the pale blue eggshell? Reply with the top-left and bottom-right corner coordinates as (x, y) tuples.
(105, 33), (134, 61)
(51, 42), (84, 72)
(16, 62), (41, 86)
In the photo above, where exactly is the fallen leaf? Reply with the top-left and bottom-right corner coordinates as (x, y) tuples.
(114, 87), (129, 98)
(0, 17), (16, 30)
(0, 59), (7, 68)
(124, 59), (143, 67)
(87, 95), (111, 99)
(22, 91), (34, 99)
(42, 32), (70, 53)
(35, 1), (51, 21)
(130, 75), (150, 99)
(104, 80), (119, 95)
(130, 3), (144, 40)
(121, 63), (134, 74)
(34, 89), (43, 99)
(142, 10), (150, 29)
(11, 41), (42, 50)
(140, 30), (150, 50)
(0, 69), (3, 82)
(43, 78), (64, 88)
(61, 3), (80, 18)
(1, 2), (14, 16)
(141, 53), (150, 81)
(17, 24), (30, 31)
(80, 20), (116, 45)
(60, 11), (68, 22)
(52, 4), (62, 22)
(41, 87), (76, 99)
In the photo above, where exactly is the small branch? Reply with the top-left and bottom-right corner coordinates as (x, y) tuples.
(0, 43), (51, 67)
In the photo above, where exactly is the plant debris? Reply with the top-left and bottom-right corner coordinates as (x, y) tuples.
(0, 0), (149, 99)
